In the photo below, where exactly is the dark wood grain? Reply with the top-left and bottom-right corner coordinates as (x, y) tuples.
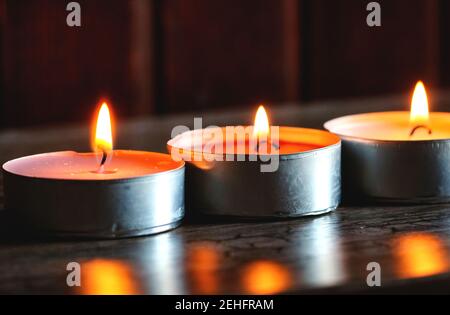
(1, 0), (152, 128)
(2, 0), (450, 128)
(0, 0), (5, 128)
(159, 0), (300, 114)
(439, 0), (450, 87)
(301, 0), (440, 101)
(2, 94), (450, 294)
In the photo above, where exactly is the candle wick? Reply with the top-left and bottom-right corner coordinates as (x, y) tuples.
(255, 140), (280, 153)
(90, 151), (116, 174)
(409, 125), (433, 137)
(100, 150), (108, 166)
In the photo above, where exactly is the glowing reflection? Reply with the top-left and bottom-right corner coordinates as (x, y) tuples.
(393, 233), (449, 279)
(80, 259), (139, 295)
(140, 233), (187, 294)
(241, 261), (292, 294)
(187, 243), (221, 294)
(189, 159), (216, 171)
(296, 215), (346, 287)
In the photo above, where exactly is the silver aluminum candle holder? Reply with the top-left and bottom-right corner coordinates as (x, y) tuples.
(168, 127), (341, 218)
(325, 112), (450, 204)
(2, 151), (185, 239)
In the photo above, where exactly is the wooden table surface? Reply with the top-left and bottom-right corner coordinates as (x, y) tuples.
(2, 94), (450, 294)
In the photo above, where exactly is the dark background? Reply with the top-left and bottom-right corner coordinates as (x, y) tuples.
(0, 0), (445, 128)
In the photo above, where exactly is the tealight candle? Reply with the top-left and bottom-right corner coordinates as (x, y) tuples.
(168, 106), (341, 218)
(2, 103), (185, 238)
(325, 81), (450, 203)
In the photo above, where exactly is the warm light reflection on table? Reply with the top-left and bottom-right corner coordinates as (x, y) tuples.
(187, 243), (222, 295)
(60, 216), (450, 295)
(79, 259), (140, 295)
(393, 233), (450, 279)
(241, 261), (292, 294)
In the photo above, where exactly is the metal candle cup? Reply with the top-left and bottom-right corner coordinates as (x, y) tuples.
(325, 81), (450, 204)
(2, 102), (185, 239)
(324, 111), (450, 204)
(168, 126), (341, 218)
(2, 150), (185, 239)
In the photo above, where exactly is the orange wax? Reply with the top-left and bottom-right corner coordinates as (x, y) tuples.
(272, 141), (321, 154)
(216, 140), (321, 155)
(168, 126), (339, 158)
(168, 126), (340, 171)
(325, 112), (450, 141)
(3, 150), (184, 181)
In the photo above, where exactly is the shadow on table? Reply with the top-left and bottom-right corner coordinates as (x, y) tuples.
(0, 205), (338, 245)
(0, 209), (69, 245)
(182, 208), (335, 226)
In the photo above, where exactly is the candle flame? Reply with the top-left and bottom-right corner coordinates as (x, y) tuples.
(94, 102), (113, 152)
(253, 105), (270, 138)
(410, 81), (430, 125)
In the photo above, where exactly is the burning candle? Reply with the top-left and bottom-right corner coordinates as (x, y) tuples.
(168, 105), (341, 218)
(324, 81), (450, 203)
(2, 102), (185, 239)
